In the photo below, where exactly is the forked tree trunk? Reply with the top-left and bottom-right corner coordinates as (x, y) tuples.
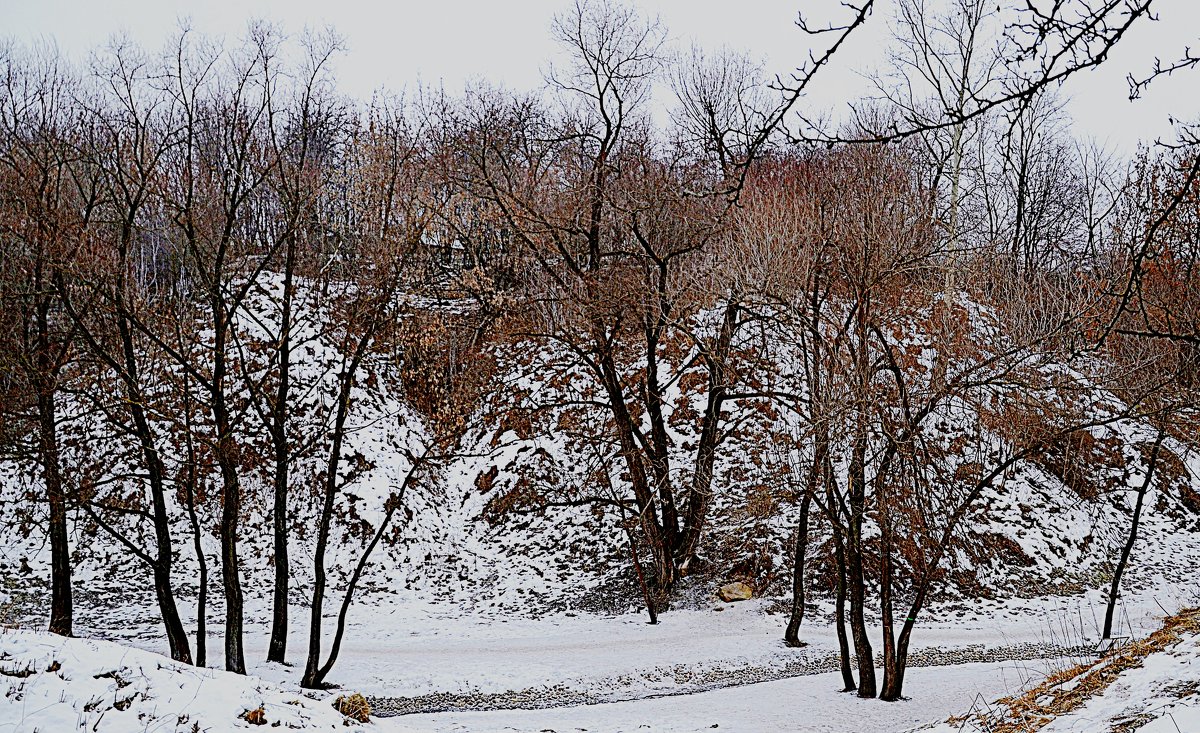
(304, 324), (375, 689)
(680, 300), (738, 567)
(880, 583), (930, 701)
(592, 323), (675, 602)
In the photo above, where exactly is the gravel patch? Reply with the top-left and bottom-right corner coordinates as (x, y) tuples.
(369, 641), (1089, 717)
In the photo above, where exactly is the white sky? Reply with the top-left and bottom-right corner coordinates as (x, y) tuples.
(5, 0), (1199, 156)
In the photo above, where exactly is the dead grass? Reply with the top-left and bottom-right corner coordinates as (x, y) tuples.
(951, 607), (1200, 733)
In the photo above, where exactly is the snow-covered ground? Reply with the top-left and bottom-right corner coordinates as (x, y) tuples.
(0, 627), (1053, 733)
(399, 663), (1027, 733)
(7, 597), (1196, 733)
(3, 573), (1195, 732)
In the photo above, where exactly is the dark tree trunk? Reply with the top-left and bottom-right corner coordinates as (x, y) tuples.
(267, 238), (297, 664)
(680, 300), (738, 566)
(152, 561), (193, 664)
(303, 331), (372, 689)
(847, 427), (876, 698)
(119, 309), (193, 666)
(643, 321), (679, 553)
(310, 467), (418, 685)
(591, 322), (674, 600)
(182, 378), (207, 667)
(611, 473), (658, 625)
(211, 304), (245, 674)
(878, 474), (898, 700)
(1104, 430), (1165, 640)
(216, 448), (245, 674)
(834, 533), (856, 692)
(184, 461), (208, 667)
(784, 480), (814, 646)
(37, 382), (71, 637)
(879, 582), (930, 701)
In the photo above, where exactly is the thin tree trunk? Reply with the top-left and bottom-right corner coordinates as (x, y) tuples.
(834, 533), (856, 692)
(879, 475), (898, 700)
(303, 331), (372, 689)
(1104, 430), (1165, 640)
(309, 466), (418, 686)
(610, 472), (658, 625)
(182, 375), (207, 667)
(267, 238), (296, 664)
(120, 310), (193, 665)
(784, 460), (816, 646)
(847, 426), (876, 698)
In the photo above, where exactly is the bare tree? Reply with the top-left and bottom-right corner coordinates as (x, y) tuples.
(0, 43), (82, 637)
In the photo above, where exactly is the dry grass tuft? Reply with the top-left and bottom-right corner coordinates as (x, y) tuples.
(333, 692), (371, 723)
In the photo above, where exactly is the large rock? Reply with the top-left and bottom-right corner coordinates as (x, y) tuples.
(718, 581), (753, 602)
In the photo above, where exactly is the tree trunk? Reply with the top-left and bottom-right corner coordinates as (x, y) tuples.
(185, 467), (208, 668)
(879, 582), (930, 701)
(211, 299), (246, 674)
(878, 474), (898, 700)
(680, 300), (738, 566)
(153, 561), (193, 664)
(217, 450), (245, 673)
(311, 467), (418, 685)
(1104, 430), (1165, 640)
(37, 383), (71, 637)
(834, 534), (857, 692)
(847, 427), (876, 698)
(643, 319), (678, 552)
(592, 322), (673, 600)
(182, 381), (207, 667)
(303, 341), (367, 689)
(784, 491), (812, 646)
(113, 257), (192, 665)
(127, 373), (193, 663)
(268, 238), (296, 664)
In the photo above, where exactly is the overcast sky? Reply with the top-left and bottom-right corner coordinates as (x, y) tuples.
(5, 0), (1199, 155)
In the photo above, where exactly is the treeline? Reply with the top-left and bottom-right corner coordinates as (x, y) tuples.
(1, 0), (1198, 701)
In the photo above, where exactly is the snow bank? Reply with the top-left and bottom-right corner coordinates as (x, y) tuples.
(0, 628), (387, 731)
